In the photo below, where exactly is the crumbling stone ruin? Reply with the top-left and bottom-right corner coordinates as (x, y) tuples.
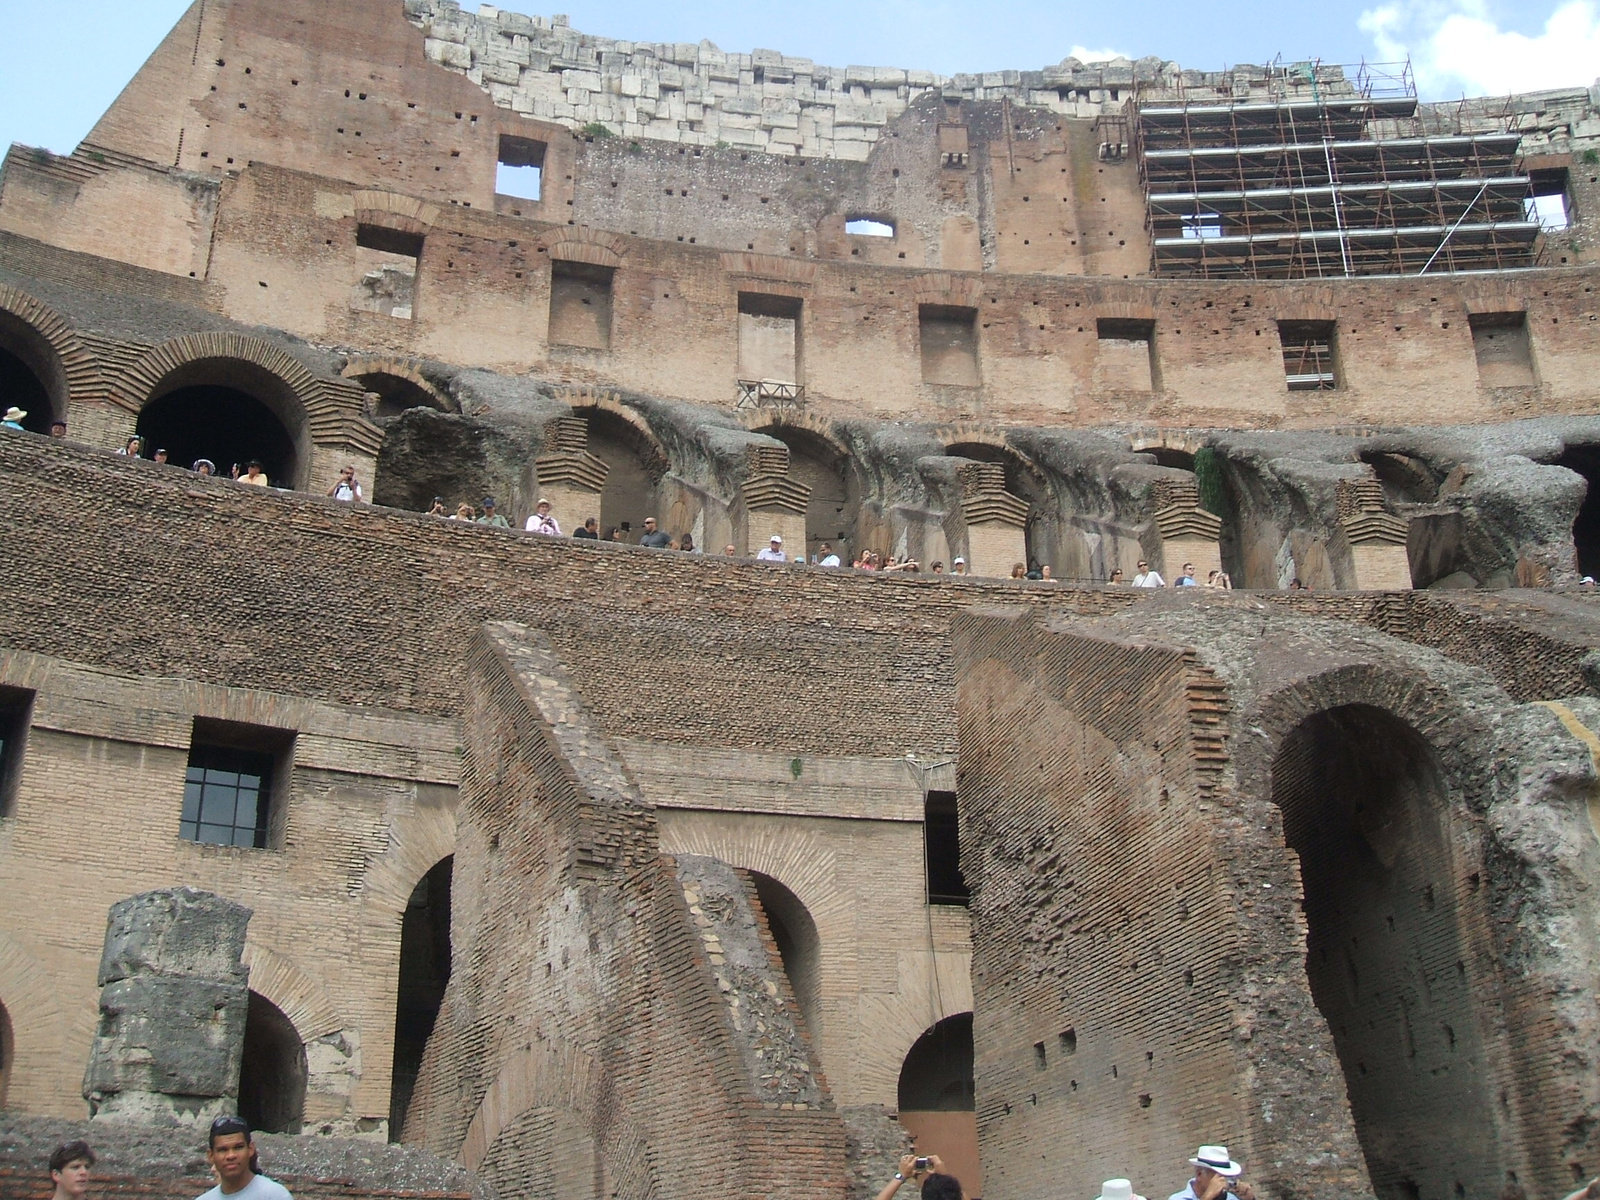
(1, 2), (1599, 1199)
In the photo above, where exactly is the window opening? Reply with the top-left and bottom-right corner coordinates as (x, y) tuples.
(1278, 320), (1338, 390)
(180, 719), (292, 849)
(0, 687), (32, 819)
(355, 225), (423, 321)
(1181, 212), (1224, 240)
(1096, 317), (1158, 391)
(920, 304), (980, 386)
(548, 260), (614, 351)
(737, 293), (803, 388)
(925, 791), (969, 905)
(1526, 169), (1570, 232)
(496, 135), (546, 202)
(845, 217), (895, 237)
(1468, 312), (1534, 388)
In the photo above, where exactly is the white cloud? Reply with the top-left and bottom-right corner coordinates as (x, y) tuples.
(1065, 45), (1130, 64)
(1359, 0), (1600, 97)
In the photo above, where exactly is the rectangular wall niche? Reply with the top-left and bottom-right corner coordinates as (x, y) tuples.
(1278, 320), (1339, 390)
(1469, 311), (1536, 387)
(1095, 317), (1159, 391)
(353, 223), (423, 321)
(548, 260), (614, 351)
(180, 718), (296, 851)
(920, 304), (980, 386)
(737, 293), (803, 385)
(496, 134), (546, 203)
(0, 685), (34, 819)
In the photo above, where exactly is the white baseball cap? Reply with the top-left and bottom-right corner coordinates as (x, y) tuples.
(953, 556), (966, 565)
(769, 534), (783, 544)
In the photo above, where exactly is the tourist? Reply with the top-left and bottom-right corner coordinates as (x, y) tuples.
(680, 532), (699, 553)
(951, 557), (968, 576)
(197, 1115), (292, 1200)
(194, 459), (216, 476)
(239, 460), (270, 487)
(452, 503), (475, 520)
(885, 555), (920, 572)
(1041, 565), (1056, 581)
(1207, 570), (1233, 589)
(574, 517), (599, 540)
(1176, 562), (1197, 586)
(723, 543), (738, 556)
(1133, 560), (1165, 587)
(153, 448), (170, 465)
(1109, 568), (1124, 584)
(476, 497), (509, 528)
(818, 542), (841, 567)
(874, 1153), (962, 1200)
(757, 534), (788, 562)
(637, 517), (672, 548)
(1096, 1180), (1147, 1200)
(426, 498), (447, 516)
(610, 526), (630, 544)
(525, 497), (561, 535)
(1169, 1145), (1253, 1200)
(931, 561), (945, 573)
(116, 435), (142, 457)
(1010, 562), (1027, 579)
(49, 420), (67, 438)
(2, 406), (28, 431)
(48, 1141), (94, 1200)
(326, 465), (363, 502)
(1288, 577), (1305, 590)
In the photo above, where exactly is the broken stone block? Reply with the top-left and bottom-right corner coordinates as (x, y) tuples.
(83, 888), (253, 1127)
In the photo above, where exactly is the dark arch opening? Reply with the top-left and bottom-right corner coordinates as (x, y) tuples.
(1557, 446), (1600, 578)
(750, 871), (822, 1043)
(1361, 451), (1440, 506)
(757, 425), (861, 560)
(574, 407), (660, 539)
(898, 1013), (974, 1112)
(390, 855), (452, 1142)
(1272, 704), (1500, 1200)
(239, 991), (307, 1135)
(1143, 446), (1196, 472)
(350, 372), (447, 421)
(137, 359), (309, 488)
(947, 441), (1048, 569)
(0, 995), (14, 1107)
(0, 311), (66, 434)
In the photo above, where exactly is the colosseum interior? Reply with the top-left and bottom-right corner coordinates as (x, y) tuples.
(1, 3), (1599, 1200)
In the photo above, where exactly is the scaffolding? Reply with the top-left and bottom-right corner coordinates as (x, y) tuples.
(1132, 58), (1541, 278)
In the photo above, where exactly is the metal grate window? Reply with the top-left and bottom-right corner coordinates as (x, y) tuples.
(181, 745), (274, 848)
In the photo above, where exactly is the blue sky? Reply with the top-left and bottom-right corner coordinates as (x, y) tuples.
(2, 0), (1596, 155)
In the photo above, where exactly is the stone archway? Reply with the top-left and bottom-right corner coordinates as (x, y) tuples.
(748, 871), (822, 1044)
(0, 286), (99, 435)
(751, 422), (862, 561)
(239, 990), (308, 1134)
(570, 402), (667, 540)
(1267, 699), (1504, 1200)
(898, 1013), (981, 1195)
(390, 856), (453, 1142)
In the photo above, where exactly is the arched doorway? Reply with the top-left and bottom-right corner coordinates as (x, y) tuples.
(0, 311), (66, 434)
(136, 359), (308, 487)
(0, 995), (13, 1106)
(898, 1013), (981, 1195)
(390, 856), (452, 1142)
(349, 371), (448, 422)
(1272, 704), (1501, 1200)
(239, 991), (307, 1134)
(947, 441), (1048, 570)
(758, 425), (861, 561)
(575, 407), (661, 539)
(749, 872), (821, 1043)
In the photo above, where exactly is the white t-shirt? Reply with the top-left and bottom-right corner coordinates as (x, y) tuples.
(524, 513), (562, 535)
(756, 547), (787, 561)
(819, 554), (841, 567)
(1133, 571), (1166, 587)
(331, 480), (362, 501)
(196, 1174), (294, 1200)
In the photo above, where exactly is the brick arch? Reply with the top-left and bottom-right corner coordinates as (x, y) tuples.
(240, 941), (346, 1044)
(0, 283), (104, 420)
(457, 1037), (602, 1171)
(1127, 428), (1211, 458)
(911, 274), (984, 308)
(342, 357), (457, 414)
(742, 411), (851, 463)
(351, 191), (444, 237)
(561, 387), (671, 481)
(849, 954), (973, 1106)
(114, 332), (381, 457)
(936, 424), (1050, 490)
(540, 227), (627, 270)
(0, 930), (68, 1111)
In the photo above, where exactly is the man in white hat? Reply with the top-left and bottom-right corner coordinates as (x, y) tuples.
(1097, 1180), (1147, 1200)
(1170, 1146), (1250, 1200)
(756, 534), (788, 563)
(951, 557), (968, 576)
(524, 497), (561, 536)
(2, 407), (27, 431)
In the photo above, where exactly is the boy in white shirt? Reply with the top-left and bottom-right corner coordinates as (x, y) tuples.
(196, 1116), (293, 1200)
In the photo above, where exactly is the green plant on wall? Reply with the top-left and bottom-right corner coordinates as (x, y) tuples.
(580, 121), (614, 139)
(1583, 148), (1599, 166)
(1194, 446), (1231, 519)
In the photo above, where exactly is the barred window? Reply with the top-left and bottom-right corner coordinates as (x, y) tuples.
(180, 720), (293, 849)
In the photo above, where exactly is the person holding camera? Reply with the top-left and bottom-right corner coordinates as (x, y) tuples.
(1169, 1146), (1253, 1200)
(876, 1154), (964, 1200)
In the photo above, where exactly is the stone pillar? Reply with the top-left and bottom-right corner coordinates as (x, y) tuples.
(1152, 477), (1223, 583)
(740, 445), (810, 558)
(958, 463), (1029, 577)
(83, 887), (253, 1126)
(535, 417), (609, 532)
(1339, 478), (1412, 590)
